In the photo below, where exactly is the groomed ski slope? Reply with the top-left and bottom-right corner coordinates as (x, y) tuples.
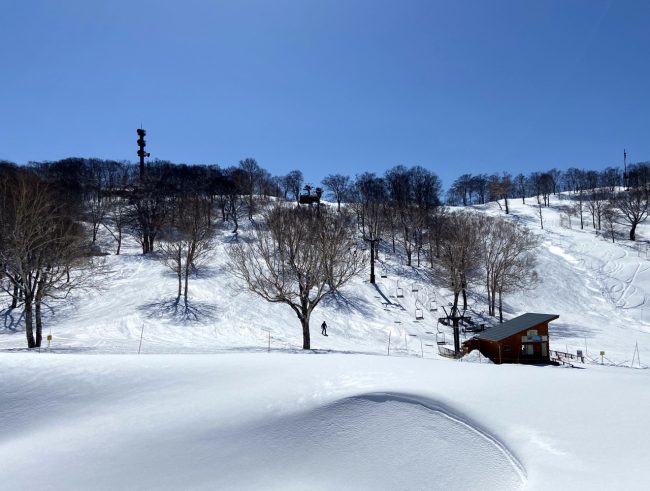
(1, 192), (649, 490)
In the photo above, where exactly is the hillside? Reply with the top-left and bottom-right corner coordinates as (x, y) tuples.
(2, 193), (650, 490)
(2, 193), (648, 363)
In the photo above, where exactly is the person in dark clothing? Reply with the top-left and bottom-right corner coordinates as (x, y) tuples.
(321, 321), (328, 336)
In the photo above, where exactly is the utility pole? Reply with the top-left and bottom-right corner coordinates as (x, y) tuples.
(623, 149), (628, 191)
(137, 127), (150, 183)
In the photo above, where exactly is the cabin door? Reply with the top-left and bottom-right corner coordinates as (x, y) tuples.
(541, 342), (548, 357)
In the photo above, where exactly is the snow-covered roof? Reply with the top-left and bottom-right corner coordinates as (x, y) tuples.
(476, 313), (559, 342)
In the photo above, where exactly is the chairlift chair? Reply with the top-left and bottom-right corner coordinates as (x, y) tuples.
(412, 282), (419, 292)
(396, 280), (404, 298)
(436, 331), (446, 345)
(429, 300), (438, 312)
(380, 265), (388, 278)
(415, 308), (424, 320)
(436, 319), (446, 345)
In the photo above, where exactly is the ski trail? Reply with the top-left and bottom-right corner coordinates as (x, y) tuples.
(617, 263), (648, 308)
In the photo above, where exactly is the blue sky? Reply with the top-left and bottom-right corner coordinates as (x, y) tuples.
(1, 0), (648, 188)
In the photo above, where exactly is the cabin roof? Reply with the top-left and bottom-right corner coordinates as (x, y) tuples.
(476, 313), (559, 342)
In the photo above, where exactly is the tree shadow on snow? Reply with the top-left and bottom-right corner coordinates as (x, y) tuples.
(138, 298), (220, 324)
(548, 321), (593, 341)
(321, 289), (374, 317)
(0, 307), (24, 333)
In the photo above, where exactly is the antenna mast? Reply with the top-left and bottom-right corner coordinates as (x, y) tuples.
(623, 149), (628, 191)
(137, 127), (150, 182)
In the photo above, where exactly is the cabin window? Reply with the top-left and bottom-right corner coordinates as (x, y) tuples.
(503, 345), (512, 352)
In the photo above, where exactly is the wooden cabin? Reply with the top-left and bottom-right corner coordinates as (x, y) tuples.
(463, 313), (559, 364)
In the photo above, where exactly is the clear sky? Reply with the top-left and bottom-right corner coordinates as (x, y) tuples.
(1, 0), (648, 188)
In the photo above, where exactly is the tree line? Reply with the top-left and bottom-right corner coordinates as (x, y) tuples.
(447, 163), (650, 240)
(1, 155), (649, 349)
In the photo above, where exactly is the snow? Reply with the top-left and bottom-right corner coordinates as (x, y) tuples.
(1, 353), (648, 490)
(1, 192), (650, 489)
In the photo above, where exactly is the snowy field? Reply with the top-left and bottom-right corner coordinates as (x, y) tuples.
(2, 353), (648, 490)
(2, 194), (650, 489)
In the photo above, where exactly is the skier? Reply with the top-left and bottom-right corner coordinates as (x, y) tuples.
(321, 321), (328, 336)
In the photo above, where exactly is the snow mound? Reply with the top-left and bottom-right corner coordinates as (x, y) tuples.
(215, 393), (526, 490)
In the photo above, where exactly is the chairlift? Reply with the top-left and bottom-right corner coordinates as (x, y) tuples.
(396, 280), (404, 298)
(429, 300), (438, 312)
(415, 308), (424, 320)
(436, 319), (446, 345)
(380, 265), (388, 278)
(411, 282), (419, 292)
(436, 331), (446, 345)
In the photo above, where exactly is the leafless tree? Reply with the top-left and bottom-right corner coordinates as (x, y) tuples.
(613, 188), (649, 241)
(158, 194), (215, 305)
(238, 158), (262, 219)
(480, 216), (539, 322)
(86, 194), (107, 244)
(283, 170), (304, 204)
(322, 174), (350, 212)
(351, 173), (385, 283)
(102, 198), (129, 254)
(601, 204), (619, 243)
(227, 205), (365, 349)
(0, 169), (97, 348)
(436, 211), (483, 312)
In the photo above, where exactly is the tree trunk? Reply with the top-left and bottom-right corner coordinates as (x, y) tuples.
(184, 253), (191, 305)
(462, 285), (467, 311)
(301, 315), (311, 350)
(24, 297), (35, 348)
(35, 299), (43, 348)
(369, 239), (376, 284)
(10, 283), (18, 309)
(116, 229), (122, 255)
(177, 248), (182, 299)
(486, 275), (492, 316)
(498, 289), (503, 323)
(630, 223), (637, 241)
(504, 196), (509, 214)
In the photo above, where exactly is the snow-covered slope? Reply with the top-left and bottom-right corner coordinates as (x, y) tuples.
(2, 194), (649, 490)
(2, 194), (648, 363)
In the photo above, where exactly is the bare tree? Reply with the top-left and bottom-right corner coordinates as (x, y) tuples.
(322, 174), (350, 212)
(514, 173), (527, 204)
(158, 194), (215, 305)
(227, 205), (365, 349)
(614, 188), (649, 241)
(283, 170), (304, 204)
(480, 216), (539, 322)
(436, 211), (482, 313)
(352, 173), (385, 283)
(102, 198), (129, 255)
(238, 158), (262, 219)
(0, 169), (96, 348)
(601, 204), (619, 243)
